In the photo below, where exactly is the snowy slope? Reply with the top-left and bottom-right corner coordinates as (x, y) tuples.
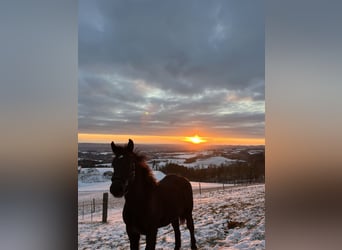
(78, 184), (265, 249)
(78, 170), (165, 191)
(78, 170), (226, 193)
(149, 155), (242, 169)
(184, 156), (237, 168)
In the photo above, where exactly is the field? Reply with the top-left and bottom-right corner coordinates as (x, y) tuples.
(78, 184), (265, 250)
(78, 144), (264, 249)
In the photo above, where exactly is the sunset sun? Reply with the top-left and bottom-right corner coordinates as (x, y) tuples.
(184, 135), (207, 144)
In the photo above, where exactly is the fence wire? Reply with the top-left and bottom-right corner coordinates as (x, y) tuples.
(78, 179), (264, 224)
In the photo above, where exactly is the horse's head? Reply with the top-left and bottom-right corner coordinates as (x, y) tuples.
(110, 139), (136, 198)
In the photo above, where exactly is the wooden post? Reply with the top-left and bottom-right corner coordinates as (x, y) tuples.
(91, 198), (95, 222)
(91, 205), (93, 222)
(92, 198), (95, 212)
(199, 182), (202, 195)
(82, 201), (84, 220)
(102, 192), (108, 223)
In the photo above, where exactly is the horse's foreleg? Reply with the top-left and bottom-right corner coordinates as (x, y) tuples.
(126, 226), (140, 250)
(171, 219), (181, 250)
(145, 228), (157, 250)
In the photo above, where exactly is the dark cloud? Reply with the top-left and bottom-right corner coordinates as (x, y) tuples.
(78, 0), (264, 139)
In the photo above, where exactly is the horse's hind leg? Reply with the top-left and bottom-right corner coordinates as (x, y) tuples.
(171, 219), (181, 250)
(186, 215), (197, 250)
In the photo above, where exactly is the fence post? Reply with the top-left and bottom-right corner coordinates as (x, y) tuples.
(102, 192), (108, 223)
(82, 201), (84, 220)
(91, 198), (95, 222)
(199, 182), (201, 195)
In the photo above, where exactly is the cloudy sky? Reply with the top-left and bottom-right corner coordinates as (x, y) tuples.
(78, 0), (264, 144)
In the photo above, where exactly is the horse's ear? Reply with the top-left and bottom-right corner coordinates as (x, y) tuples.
(127, 139), (134, 152)
(111, 141), (117, 154)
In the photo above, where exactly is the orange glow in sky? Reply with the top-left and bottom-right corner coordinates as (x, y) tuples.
(78, 133), (264, 146)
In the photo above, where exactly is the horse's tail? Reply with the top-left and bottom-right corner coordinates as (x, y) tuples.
(180, 178), (194, 225)
(179, 216), (186, 225)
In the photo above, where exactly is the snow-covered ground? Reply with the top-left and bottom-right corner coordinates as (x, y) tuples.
(184, 156), (237, 168)
(78, 184), (265, 250)
(78, 170), (227, 193)
(148, 155), (242, 169)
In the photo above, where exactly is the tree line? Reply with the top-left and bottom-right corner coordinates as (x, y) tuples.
(159, 153), (264, 183)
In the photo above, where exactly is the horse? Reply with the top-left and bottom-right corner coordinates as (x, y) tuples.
(110, 139), (197, 250)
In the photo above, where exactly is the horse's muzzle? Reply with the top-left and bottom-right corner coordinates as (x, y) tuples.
(110, 179), (128, 198)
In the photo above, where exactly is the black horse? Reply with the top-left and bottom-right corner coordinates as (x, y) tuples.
(110, 139), (197, 250)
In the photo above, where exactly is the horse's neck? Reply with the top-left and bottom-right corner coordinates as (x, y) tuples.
(125, 165), (156, 203)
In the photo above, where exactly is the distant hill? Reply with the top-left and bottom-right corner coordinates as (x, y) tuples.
(78, 143), (264, 153)
(78, 143), (112, 152)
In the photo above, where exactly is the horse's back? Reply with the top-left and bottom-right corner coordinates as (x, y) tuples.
(157, 174), (193, 221)
(158, 174), (192, 194)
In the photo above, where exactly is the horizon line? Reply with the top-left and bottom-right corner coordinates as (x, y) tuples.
(78, 133), (265, 146)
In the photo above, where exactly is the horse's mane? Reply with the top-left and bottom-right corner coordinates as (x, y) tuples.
(133, 150), (158, 187)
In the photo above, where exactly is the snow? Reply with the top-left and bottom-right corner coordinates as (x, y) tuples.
(99, 152), (112, 155)
(78, 169), (226, 192)
(78, 180), (110, 191)
(247, 150), (264, 155)
(78, 168), (113, 184)
(149, 156), (241, 169)
(154, 170), (166, 180)
(95, 163), (112, 167)
(185, 156), (237, 168)
(172, 153), (199, 159)
(78, 180), (229, 193)
(81, 167), (112, 175)
(78, 170), (166, 191)
(149, 158), (184, 167)
(78, 184), (265, 249)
